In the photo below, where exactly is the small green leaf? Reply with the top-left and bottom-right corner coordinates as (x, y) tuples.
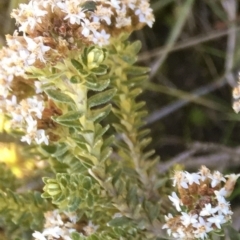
(126, 75), (148, 85)
(45, 89), (74, 104)
(71, 232), (84, 240)
(82, 176), (92, 190)
(124, 66), (150, 75)
(95, 124), (110, 142)
(129, 88), (142, 97)
(86, 193), (94, 207)
(112, 169), (122, 186)
(56, 111), (83, 122)
(131, 40), (142, 54)
(47, 72), (65, 80)
(100, 147), (112, 162)
(85, 78), (110, 91)
(88, 89), (116, 108)
(70, 75), (82, 84)
(144, 201), (159, 222)
(52, 144), (69, 157)
(87, 104), (112, 122)
(107, 216), (131, 227)
(41, 82), (55, 90)
(71, 59), (84, 72)
(85, 75), (110, 91)
(91, 65), (108, 75)
(40, 145), (57, 155)
(68, 197), (81, 212)
(52, 116), (81, 127)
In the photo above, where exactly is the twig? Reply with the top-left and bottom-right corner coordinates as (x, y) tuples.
(150, 0), (195, 79)
(138, 26), (240, 62)
(158, 141), (240, 173)
(221, 0), (238, 86)
(146, 72), (231, 124)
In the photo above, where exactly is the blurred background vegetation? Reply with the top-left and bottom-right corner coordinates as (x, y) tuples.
(1, 0), (240, 235)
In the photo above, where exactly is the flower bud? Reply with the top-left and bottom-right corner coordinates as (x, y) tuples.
(43, 180), (61, 196)
(87, 48), (105, 69)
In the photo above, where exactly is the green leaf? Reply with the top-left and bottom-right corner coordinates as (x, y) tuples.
(131, 40), (142, 54)
(41, 82), (55, 90)
(45, 89), (74, 104)
(129, 88), (142, 97)
(86, 193), (94, 207)
(126, 185), (138, 207)
(112, 169), (122, 186)
(94, 124), (110, 142)
(71, 59), (84, 72)
(85, 75), (110, 91)
(70, 75), (82, 84)
(52, 144), (69, 157)
(91, 64), (108, 75)
(71, 232), (85, 240)
(124, 66), (150, 75)
(87, 104), (112, 122)
(144, 201), (159, 222)
(47, 72), (65, 80)
(88, 89), (116, 108)
(68, 197), (81, 212)
(40, 145), (57, 155)
(127, 75), (148, 85)
(82, 176), (92, 190)
(56, 111), (83, 122)
(52, 116), (81, 127)
(107, 216), (131, 227)
(100, 147), (112, 162)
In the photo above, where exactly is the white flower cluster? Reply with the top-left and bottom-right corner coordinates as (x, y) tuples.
(5, 95), (49, 145)
(32, 210), (98, 240)
(0, 0), (154, 146)
(163, 166), (240, 240)
(11, 0), (154, 46)
(0, 33), (49, 97)
(0, 33), (49, 145)
(33, 210), (77, 240)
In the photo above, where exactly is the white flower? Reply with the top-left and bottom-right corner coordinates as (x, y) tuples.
(214, 188), (227, 197)
(32, 231), (47, 240)
(184, 171), (201, 185)
(172, 171), (188, 189)
(134, 1), (154, 27)
(35, 129), (49, 145)
(109, 0), (121, 9)
(43, 226), (62, 238)
(200, 203), (218, 216)
(207, 214), (226, 229)
(180, 212), (198, 227)
(209, 171), (226, 188)
(92, 29), (110, 46)
(193, 217), (213, 239)
(83, 221), (99, 236)
(11, 1), (48, 32)
(34, 81), (43, 94)
(91, 6), (113, 25)
(169, 192), (182, 212)
(57, 1), (86, 25)
(24, 35), (50, 64)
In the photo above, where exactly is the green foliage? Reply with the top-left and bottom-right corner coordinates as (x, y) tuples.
(42, 173), (102, 212)
(0, 190), (49, 239)
(0, 163), (18, 190)
(1, 32), (164, 240)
